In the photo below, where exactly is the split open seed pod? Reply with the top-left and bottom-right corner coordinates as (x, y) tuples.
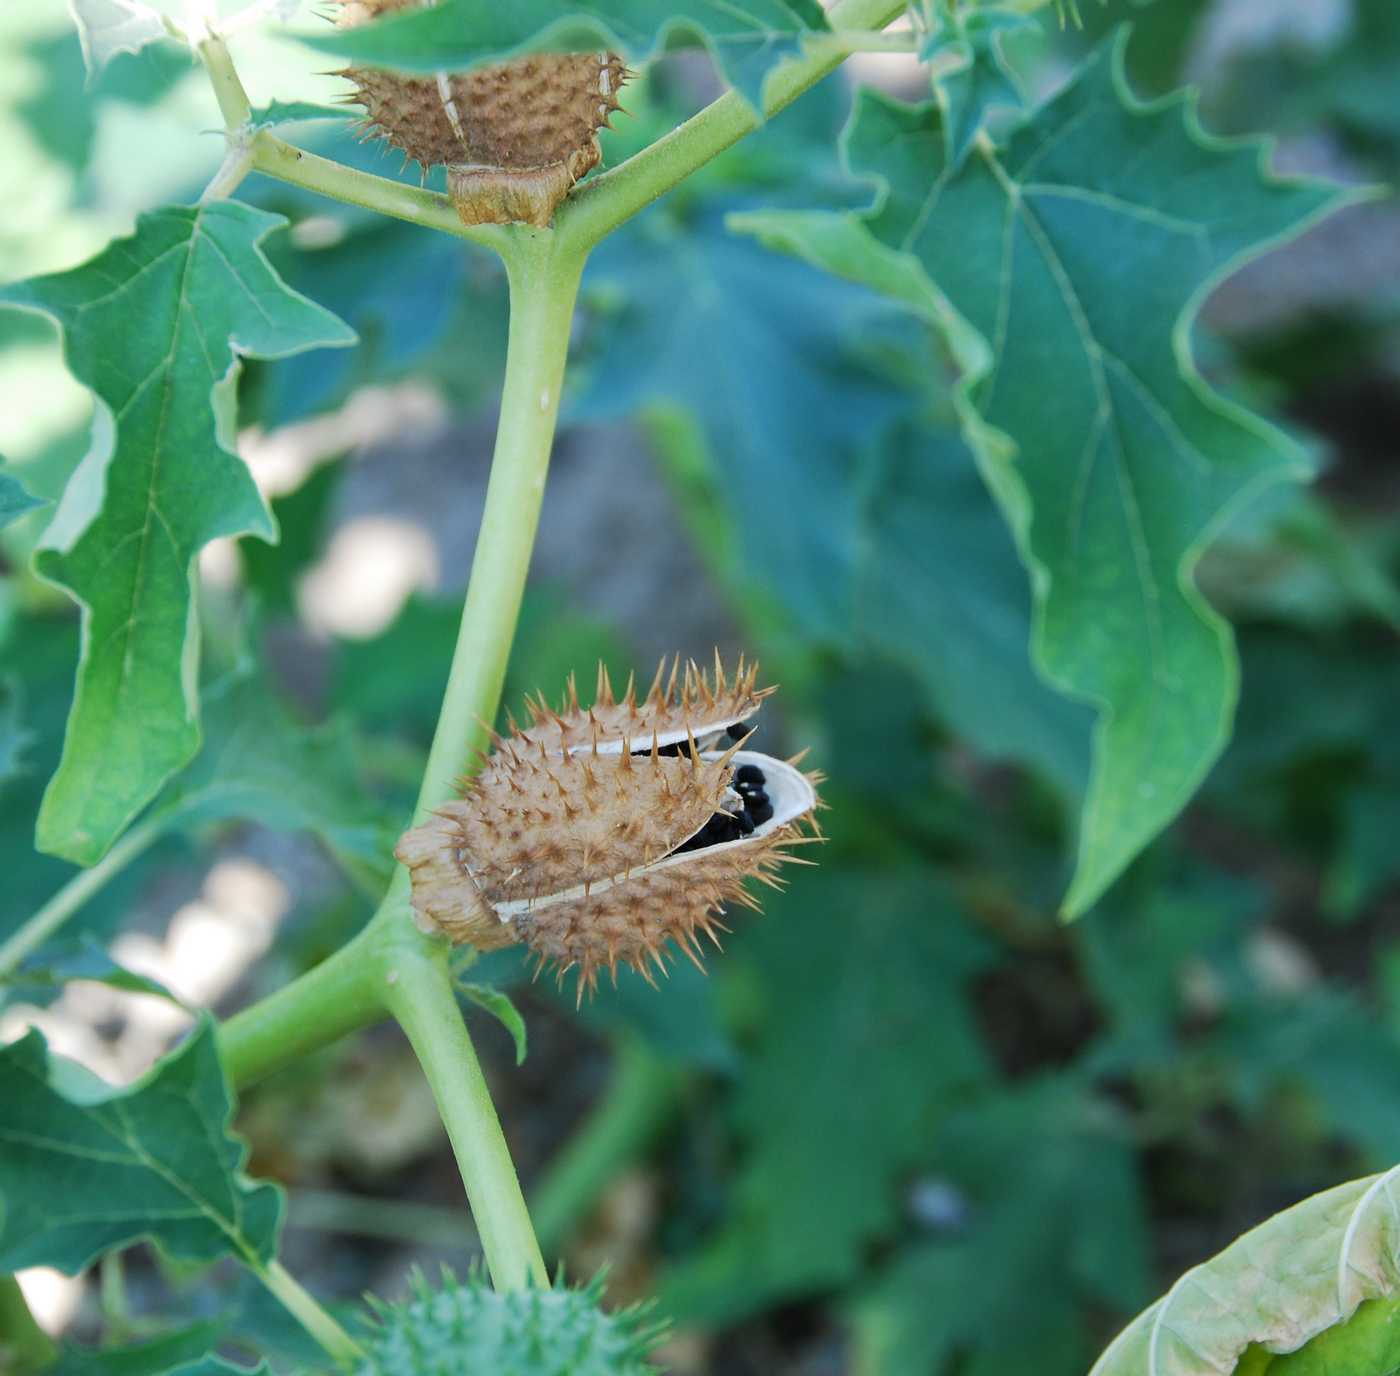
(335, 0), (628, 229)
(395, 657), (821, 996)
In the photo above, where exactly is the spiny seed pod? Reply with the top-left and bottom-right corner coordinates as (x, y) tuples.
(336, 0), (628, 229)
(357, 1267), (663, 1376)
(395, 655), (822, 997)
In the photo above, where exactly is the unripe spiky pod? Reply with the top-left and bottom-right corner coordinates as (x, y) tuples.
(336, 0), (628, 229)
(357, 1268), (663, 1376)
(396, 655), (822, 997)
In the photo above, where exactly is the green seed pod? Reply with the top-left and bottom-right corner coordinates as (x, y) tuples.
(357, 1269), (663, 1376)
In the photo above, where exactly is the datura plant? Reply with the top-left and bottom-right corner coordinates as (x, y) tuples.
(0, 0), (1389, 1373)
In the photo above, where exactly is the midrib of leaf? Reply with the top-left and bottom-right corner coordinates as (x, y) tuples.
(1, 1052), (263, 1264)
(118, 227), (198, 715)
(982, 150), (1173, 698)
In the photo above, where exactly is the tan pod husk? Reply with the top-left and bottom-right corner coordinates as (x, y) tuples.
(395, 657), (822, 996)
(336, 0), (627, 228)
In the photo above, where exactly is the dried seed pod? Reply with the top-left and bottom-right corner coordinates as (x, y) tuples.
(395, 656), (822, 997)
(336, 0), (628, 229)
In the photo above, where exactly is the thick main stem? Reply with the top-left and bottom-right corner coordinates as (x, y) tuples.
(385, 948), (549, 1290)
(412, 234), (585, 815)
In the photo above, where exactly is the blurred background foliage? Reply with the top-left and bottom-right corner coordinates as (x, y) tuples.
(2, 0), (1399, 1372)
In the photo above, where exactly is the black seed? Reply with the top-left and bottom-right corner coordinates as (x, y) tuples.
(743, 786), (769, 807)
(735, 764), (765, 786)
(749, 797), (774, 826)
(671, 810), (743, 854)
(736, 810), (756, 835)
(655, 740), (686, 757)
(726, 722), (750, 741)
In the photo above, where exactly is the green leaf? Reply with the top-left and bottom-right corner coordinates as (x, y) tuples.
(459, 982), (528, 1066)
(51, 1321), (232, 1376)
(0, 465), (46, 528)
(925, 3), (1032, 168)
(734, 34), (1351, 914)
(166, 1362), (270, 1376)
(1, 935), (184, 1011)
(661, 869), (995, 1321)
(0, 674), (37, 785)
(304, 0), (830, 111)
(0, 1019), (281, 1274)
(237, 461), (341, 615)
(154, 669), (397, 896)
(68, 0), (172, 82)
(853, 1076), (1150, 1376)
(247, 100), (352, 131)
(1, 201), (355, 865)
(581, 203), (1092, 794)
(856, 419), (1093, 802)
(1090, 1165), (1400, 1375)
(577, 204), (915, 640)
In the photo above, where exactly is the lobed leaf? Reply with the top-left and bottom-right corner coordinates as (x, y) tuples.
(0, 1019), (281, 1274)
(734, 33), (1353, 914)
(924, 2), (1033, 168)
(579, 205), (1091, 797)
(1, 202), (355, 866)
(1091, 1166), (1400, 1375)
(304, 0), (830, 111)
(68, 0), (172, 82)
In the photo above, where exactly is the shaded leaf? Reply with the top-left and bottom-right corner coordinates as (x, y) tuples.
(0, 674), (37, 785)
(582, 204), (1091, 794)
(1091, 1165), (1400, 1375)
(155, 669), (397, 896)
(577, 203), (914, 640)
(306, 0), (829, 110)
(853, 1076), (1150, 1376)
(459, 982), (528, 1066)
(0, 465), (46, 528)
(661, 869), (995, 1321)
(247, 100), (351, 131)
(1, 935), (184, 1010)
(0, 1020), (281, 1274)
(856, 419), (1093, 803)
(925, 2), (1033, 168)
(51, 1321), (230, 1376)
(1, 201), (355, 864)
(735, 34), (1350, 914)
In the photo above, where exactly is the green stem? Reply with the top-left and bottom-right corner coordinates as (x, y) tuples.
(254, 1259), (363, 1368)
(197, 31), (251, 130)
(0, 819), (162, 977)
(217, 911), (389, 1086)
(412, 232), (585, 815)
(530, 1039), (680, 1257)
(384, 948), (548, 1290)
(556, 0), (909, 252)
(0, 1277), (56, 1375)
(249, 131), (510, 253)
